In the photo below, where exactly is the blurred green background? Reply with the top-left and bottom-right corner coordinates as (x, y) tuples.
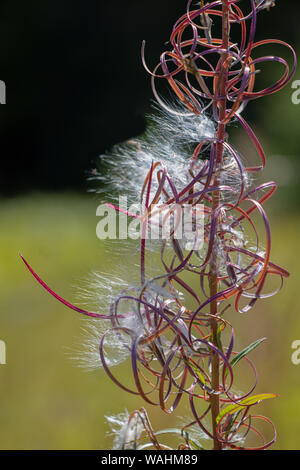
(1, 190), (300, 450)
(0, 0), (300, 451)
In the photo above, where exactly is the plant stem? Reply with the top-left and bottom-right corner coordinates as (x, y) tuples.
(209, 0), (230, 451)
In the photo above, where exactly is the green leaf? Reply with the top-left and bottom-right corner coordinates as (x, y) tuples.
(181, 430), (205, 450)
(230, 338), (266, 368)
(222, 409), (242, 437)
(185, 359), (206, 386)
(216, 324), (223, 351)
(155, 428), (204, 450)
(216, 393), (277, 425)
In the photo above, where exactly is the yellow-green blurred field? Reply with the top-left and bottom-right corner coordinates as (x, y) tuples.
(0, 193), (300, 450)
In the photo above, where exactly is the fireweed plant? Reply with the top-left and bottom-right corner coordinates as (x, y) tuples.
(21, 0), (296, 450)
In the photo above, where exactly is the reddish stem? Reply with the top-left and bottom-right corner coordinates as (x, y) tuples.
(209, 0), (230, 451)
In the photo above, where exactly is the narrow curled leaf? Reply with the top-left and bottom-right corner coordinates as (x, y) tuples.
(155, 428), (205, 450)
(230, 338), (266, 368)
(185, 359), (206, 386)
(216, 393), (277, 425)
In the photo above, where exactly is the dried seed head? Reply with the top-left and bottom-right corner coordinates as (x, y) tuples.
(105, 410), (144, 450)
